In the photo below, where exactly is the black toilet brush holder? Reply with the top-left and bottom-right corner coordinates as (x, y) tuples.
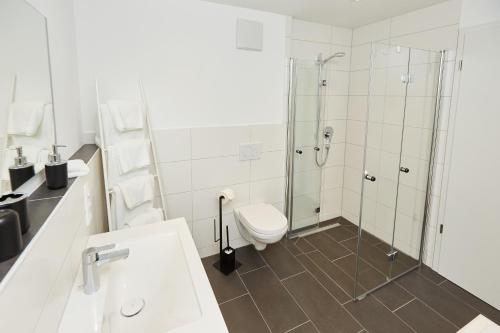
(0, 193), (30, 234)
(213, 195), (240, 275)
(0, 209), (23, 262)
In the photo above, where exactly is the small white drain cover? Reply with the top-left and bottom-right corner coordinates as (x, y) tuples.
(120, 298), (145, 317)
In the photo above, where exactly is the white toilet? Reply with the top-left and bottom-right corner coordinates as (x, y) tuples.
(233, 203), (288, 251)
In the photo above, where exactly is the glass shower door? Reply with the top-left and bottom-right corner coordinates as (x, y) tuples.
(354, 43), (411, 296)
(287, 59), (322, 233)
(390, 48), (444, 277)
(354, 43), (445, 297)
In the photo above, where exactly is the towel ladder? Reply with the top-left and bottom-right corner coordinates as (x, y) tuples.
(96, 79), (168, 231)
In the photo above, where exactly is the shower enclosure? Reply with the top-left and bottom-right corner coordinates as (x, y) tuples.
(285, 42), (445, 299)
(285, 52), (345, 234)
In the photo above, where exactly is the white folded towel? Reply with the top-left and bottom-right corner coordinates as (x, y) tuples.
(117, 174), (154, 210)
(125, 208), (163, 228)
(116, 139), (150, 174)
(107, 100), (144, 132)
(7, 102), (46, 136)
(68, 159), (90, 178)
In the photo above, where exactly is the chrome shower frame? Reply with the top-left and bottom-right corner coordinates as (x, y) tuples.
(285, 58), (297, 234)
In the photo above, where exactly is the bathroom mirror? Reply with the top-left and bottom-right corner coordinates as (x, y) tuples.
(0, 0), (56, 194)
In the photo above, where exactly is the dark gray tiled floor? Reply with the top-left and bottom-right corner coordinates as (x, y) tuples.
(202, 217), (500, 333)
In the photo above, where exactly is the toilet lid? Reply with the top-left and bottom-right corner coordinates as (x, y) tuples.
(238, 203), (288, 235)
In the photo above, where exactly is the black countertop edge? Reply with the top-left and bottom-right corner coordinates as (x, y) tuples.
(0, 144), (99, 282)
(29, 144), (99, 201)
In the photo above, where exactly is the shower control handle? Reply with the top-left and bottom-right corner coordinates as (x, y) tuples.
(400, 167), (410, 173)
(364, 173), (376, 182)
(295, 149), (303, 155)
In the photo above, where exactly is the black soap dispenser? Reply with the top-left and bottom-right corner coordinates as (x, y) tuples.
(8, 146), (35, 191)
(45, 144), (68, 190)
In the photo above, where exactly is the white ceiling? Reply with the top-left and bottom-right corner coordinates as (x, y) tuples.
(204, 0), (449, 28)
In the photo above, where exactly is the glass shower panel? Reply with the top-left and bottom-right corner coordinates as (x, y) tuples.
(289, 59), (322, 232)
(354, 43), (411, 297)
(390, 48), (443, 276)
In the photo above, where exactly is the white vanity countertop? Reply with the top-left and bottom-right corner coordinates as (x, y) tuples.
(459, 315), (500, 333)
(58, 218), (228, 333)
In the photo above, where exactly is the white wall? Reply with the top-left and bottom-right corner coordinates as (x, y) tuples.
(434, 0), (500, 275)
(460, 0), (500, 28)
(73, 0), (288, 256)
(74, 0), (287, 136)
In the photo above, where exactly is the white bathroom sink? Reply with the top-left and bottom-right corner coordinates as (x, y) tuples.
(58, 218), (228, 333)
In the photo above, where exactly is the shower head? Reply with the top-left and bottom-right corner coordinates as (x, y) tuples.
(317, 52), (346, 65)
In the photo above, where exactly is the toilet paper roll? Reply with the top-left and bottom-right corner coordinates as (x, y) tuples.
(218, 188), (235, 205)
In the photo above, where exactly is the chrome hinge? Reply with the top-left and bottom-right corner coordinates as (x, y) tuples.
(439, 224), (444, 234)
(386, 250), (398, 262)
(401, 74), (413, 84)
(458, 60), (463, 71)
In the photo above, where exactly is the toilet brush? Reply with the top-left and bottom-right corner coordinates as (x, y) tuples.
(213, 195), (240, 275)
(219, 226), (237, 274)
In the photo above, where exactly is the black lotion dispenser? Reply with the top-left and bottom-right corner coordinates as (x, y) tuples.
(8, 146), (35, 191)
(45, 144), (68, 190)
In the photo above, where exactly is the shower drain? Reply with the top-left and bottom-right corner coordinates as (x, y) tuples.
(120, 298), (145, 318)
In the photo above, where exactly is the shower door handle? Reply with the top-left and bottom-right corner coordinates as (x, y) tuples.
(364, 173), (376, 182)
(400, 167), (410, 173)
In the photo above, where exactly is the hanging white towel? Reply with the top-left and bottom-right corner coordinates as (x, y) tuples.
(7, 102), (46, 136)
(117, 174), (154, 210)
(111, 186), (155, 230)
(116, 139), (150, 174)
(107, 100), (144, 132)
(68, 159), (90, 178)
(125, 208), (163, 228)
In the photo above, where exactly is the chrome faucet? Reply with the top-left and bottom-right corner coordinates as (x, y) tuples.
(82, 244), (129, 295)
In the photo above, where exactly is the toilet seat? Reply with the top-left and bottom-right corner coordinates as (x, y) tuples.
(237, 203), (288, 236)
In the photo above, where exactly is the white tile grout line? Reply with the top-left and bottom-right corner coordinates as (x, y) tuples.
(283, 320), (314, 333)
(279, 270), (307, 283)
(300, 249), (357, 302)
(218, 293), (249, 306)
(390, 297), (417, 312)
(256, 252), (320, 333)
(238, 263), (269, 277)
(331, 252), (355, 263)
(437, 278), (448, 286)
(235, 269), (273, 333)
(393, 280), (460, 330)
(276, 239), (367, 331)
(370, 294), (418, 333)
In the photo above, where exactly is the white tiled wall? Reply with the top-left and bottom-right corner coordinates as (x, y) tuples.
(155, 124), (286, 257)
(344, 0), (461, 264)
